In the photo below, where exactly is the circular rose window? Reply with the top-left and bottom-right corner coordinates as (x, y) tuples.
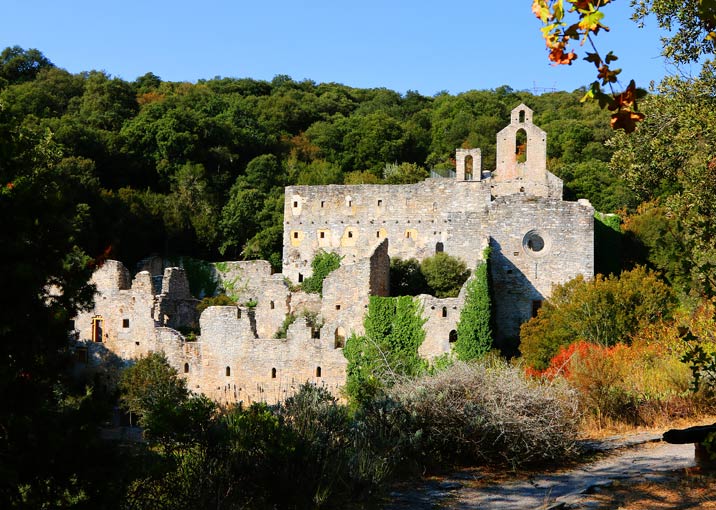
(522, 230), (550, 257)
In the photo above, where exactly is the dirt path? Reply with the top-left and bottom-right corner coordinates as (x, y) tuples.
(386, 434), (698, 509)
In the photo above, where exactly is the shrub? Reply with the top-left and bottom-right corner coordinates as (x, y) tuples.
(419, 252), (470, 298)
(389, 360), (580, 467)
(301, 250), (341, 295)
(274, 313), (296, 339)
(196, 293), (236, 316)
(454, 248), (493, 360)
(520, 266), (676, 370)
(389, 257), (429, 296)
(535, 338), (700, 428)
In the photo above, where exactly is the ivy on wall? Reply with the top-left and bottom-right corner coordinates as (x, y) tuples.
(454, 247), (493, 361)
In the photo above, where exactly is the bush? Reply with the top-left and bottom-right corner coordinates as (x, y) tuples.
(389, 360), (580, 467)
(420, 252), (470, 298)
(520, 266), (676, 370)
(301, 250), (341, 295)
(389, 257), (429, 296)
(530, 337), (704, 428)
(196, 293), (236, 316)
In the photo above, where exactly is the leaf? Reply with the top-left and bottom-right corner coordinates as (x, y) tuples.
(605, 51), (618, 64)
(610, 109), (645, 133)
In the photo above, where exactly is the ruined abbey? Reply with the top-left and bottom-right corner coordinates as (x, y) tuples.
(73, 104), (595, 404)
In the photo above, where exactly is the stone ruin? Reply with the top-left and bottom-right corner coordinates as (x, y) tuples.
(72, 104), (594, 404)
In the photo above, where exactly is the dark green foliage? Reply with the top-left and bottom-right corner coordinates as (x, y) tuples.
(344, 296), (427, 404)
(594, 212), (624, 276)
(420, 252), (471, 298)
(455, 248), (493, 361)
(301, 250), (341, 295)
(389, 257), (429, 296)
(169, 256), (218, 298)
(520, 267), (677, 370)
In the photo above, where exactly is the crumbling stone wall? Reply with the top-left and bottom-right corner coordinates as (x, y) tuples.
(74, 103), (595, 405)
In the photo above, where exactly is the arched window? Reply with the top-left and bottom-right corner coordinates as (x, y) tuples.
(226, 366), (231, 377)
(449, 330), (458, 343)
(435, 242), (444, 253)
(184, 363), (189, 373)
(271, 368), (277, 379)
(316, 366), (322, 378)
(519, 109), (526, 123)
(515, 128), (527, 163)
(465, 154), (473, 181)
(442, 307), (448, 318)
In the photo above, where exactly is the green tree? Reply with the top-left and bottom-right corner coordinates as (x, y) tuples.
(390, 257), (429, 296)
(420, 252), (471, 298)
(0, 46), (53, 87)
(119, 352), (216, 447)
(455, 249), (493, 360)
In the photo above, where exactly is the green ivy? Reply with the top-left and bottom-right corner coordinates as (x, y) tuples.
(454, 247), (493, 361)
(344, 296), (427, 405)
(301, 250), (341, 295)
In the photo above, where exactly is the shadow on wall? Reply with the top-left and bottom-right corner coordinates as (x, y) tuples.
(489, 239), (544, 358)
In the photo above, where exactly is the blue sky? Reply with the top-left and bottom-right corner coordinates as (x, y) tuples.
(1, 1), (684, 95)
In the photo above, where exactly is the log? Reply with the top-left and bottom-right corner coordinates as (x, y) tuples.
(663, 423), (716, 444)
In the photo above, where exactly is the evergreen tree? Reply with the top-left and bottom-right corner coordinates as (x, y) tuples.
(454, 247), (493, 361)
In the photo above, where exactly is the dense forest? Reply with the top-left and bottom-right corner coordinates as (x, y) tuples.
(0, 45), (630, 271)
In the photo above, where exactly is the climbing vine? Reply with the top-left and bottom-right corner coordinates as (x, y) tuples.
(343, 296), (427, 404)
(454, 247), (493, 361)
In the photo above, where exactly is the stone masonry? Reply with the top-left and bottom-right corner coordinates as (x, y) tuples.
(73, 104), (594, 403)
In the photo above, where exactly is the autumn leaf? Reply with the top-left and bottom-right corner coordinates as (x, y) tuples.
(610, 109), (645, 133)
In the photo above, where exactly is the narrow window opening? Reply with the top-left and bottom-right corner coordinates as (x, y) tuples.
(335, 304), (341, 310)
(184, 363), (189, 374)
(520, 186), (525, 193)
(293, 201), (298, 208)
(442, 307), (448, 318)
(464, 154), (473, 181)
(321, 200), (325, 208)
(271, 368), (277, 379)
(320, 231), (325, 238)
(316, 366), (322, 378)
(270, 301), (275, 309)
(122, 318), (130, 328)
(75, 347), (88, 364)
(519, 109), (525, 123)
(516, 128), (527, 163)
(377, 199), (382, 206)
(531, 300), (543, 318)
(293, 231), (299, 239)
(348, 231), (353, 238)
(226, 366), (231, 377)
(334, 327), (346, 349)
(298, 273), (304, 283)
(376, 231), (380, 238)
(91, 316), (104, 343)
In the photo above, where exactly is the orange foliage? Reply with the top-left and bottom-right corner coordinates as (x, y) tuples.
(137, 91), (165, 106)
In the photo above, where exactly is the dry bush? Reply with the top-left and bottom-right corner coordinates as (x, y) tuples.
(389, 359), (580, 468)
(567, 339), (701, 428)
